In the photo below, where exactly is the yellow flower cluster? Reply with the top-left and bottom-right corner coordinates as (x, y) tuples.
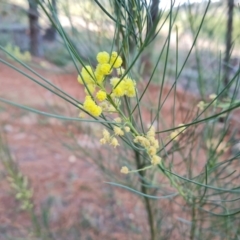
(83, 96), (102, 117)
(113, 126), (124, 136)
(197, 101), (205, 111)
(100, 129), (120, 148)
(110, 51), (123, 68)
(77, 51), (136, 117)
(110, 77), (136, 98)
(78, 66), (94, 84)
(100, 121), (131, 148)
(78, 51), (123, 89)
(96, 51), (122, 68)
(134, 126), (161, 165)
(99, 97), (121, 113)
(170, 124), (186, 141)
(5, 43), (31, 62)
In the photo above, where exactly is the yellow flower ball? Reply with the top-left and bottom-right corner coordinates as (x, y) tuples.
(124, 78), (136, 97)
(120, 166), (129, 174)
(96, 51), (110, 64)
(81, 65), (94, 84)
(124, 126), (130, 132)
(110, 137), (119, 148)
(151, 155), (161, 165)
(197, 101), (205, 111)
(147, 146), (157, 156)
(96, 90), (107, 102)
(95, 64), (102, 73)
(113, 84), (125, 97)
(124, 77), (135, 87)
(125, 87), (136, 97)
(110, 51), (123, 68)
(149, 137), (159, 149)
(134, 136), (145, 144)
(77, 75), (83, 84)
(94, 71), (104, 84)
(83, 96), (102, 117)
(92, 106), (102, 117)
(110, 77), (121, 87)
(114, 117), (122, 123)
(142, 138), (151, 148)
(100, 63), (112, 75)
(113, 126), (124, 136)
(209, 93), (217, 100)
(147, 126), (155, 138)
(170, 131), (179, 141)
(103, 129), (110, 141)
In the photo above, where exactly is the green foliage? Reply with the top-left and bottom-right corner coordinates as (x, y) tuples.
(177, 1), (240, 46)
(0, 34), (13, 48)
(44, 43), (72, 66)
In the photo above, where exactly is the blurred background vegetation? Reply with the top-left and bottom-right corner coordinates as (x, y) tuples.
(1, 0), (239, 92)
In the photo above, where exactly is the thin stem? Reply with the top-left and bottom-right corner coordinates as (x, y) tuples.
(190, 199), (196, 240)
(135, 150), (156, 240)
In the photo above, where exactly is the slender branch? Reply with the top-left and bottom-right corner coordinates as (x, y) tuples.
(223, 0), (234, 88)
(135, 150), (156, 240)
